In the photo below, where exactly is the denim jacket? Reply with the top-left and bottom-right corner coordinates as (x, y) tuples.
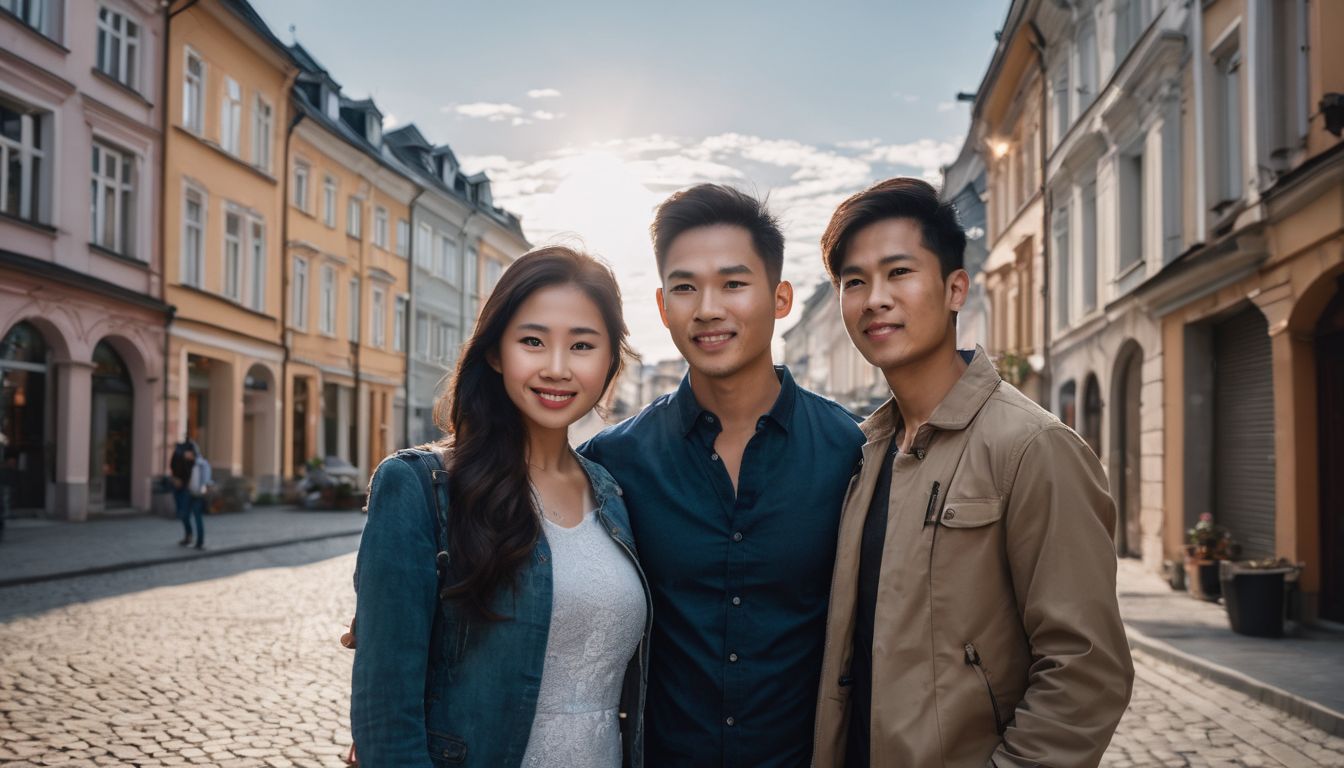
(350, 448), (651, 768)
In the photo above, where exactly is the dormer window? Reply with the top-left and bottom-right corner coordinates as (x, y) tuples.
(325, 90), (339, 121)
(367, 113), (381, 145)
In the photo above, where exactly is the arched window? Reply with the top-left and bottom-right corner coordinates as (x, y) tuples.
(1082, 373), (1103, 456)
(1058, 379), (1077, 428)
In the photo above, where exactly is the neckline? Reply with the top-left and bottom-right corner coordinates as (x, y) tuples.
(542, 507), (595, 532)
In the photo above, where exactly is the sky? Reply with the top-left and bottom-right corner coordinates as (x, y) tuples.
(249, 0), (1008, 361)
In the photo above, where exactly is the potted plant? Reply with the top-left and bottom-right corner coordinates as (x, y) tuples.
(1219, 558), (1303, 638)
(1184, 513), (1237, 601)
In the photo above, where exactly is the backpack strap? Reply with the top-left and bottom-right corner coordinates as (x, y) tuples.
(393, 448), (452, 596)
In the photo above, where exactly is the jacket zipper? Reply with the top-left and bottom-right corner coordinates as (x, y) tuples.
(964, 642), (1005, 735)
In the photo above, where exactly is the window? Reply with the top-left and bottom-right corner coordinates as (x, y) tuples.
(1058, 380), (1078, 428)
(1081, 181), (1098, 312)
(325, 91), (339, 121)
(1268, 0), (1310, 162)
(436, 234), (455, 282)
(291, 257), (309, 330)
(91, 142), (134, 257)
(348, 277), (361, 342)
(393, 296), (407, 352)
(319, 265), (336, 335)
(1214, 47), (1243, 206)
(252, 95), (272, 171)
(1115, 0), (1145, 63)
(1076, 22), (1098, 109)
(249, 219), (265, 312)
(371, 288), (386, 348)
(415, 312), (429, 358)
(347, 197), (361, 238)
(223, 208), (242, 301)
(374, 206), (388, 249)
(1118, 150), (1144, 271)
(416, 223), (432, 266)
(96, 6), (139, 90)
(1051, 65), (1071, 147)
(0, 98), (45, 223)
(182, 187), (204, 288)
(485, 259), (503, 293)
(183, 48), (204, 134)
(293, 163), (309, 211)
(322, 176), (336, 227)
(396, 218), (409, 257)
(1, 0), (48, 35)
(1053, 204), (1071, 328)
(221, 77), (241, 155)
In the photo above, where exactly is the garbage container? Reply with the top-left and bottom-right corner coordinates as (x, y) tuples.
(1219, 561), (1298, 638)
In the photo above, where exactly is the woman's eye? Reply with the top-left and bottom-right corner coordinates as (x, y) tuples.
(521, 337), (543, 347)
(572, 342), (596, 351)
(842, 278), (863, 289)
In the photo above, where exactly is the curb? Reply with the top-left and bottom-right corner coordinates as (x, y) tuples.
(1126, 623), (1344, 738)
(0, 528), (364, 589)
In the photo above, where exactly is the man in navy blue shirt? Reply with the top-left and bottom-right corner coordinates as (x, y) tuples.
(580, 184), (864, 767)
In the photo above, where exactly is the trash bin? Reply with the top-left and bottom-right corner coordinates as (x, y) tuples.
(1219, 561), (1298, 638)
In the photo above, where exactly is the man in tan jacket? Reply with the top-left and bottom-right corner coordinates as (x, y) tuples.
(812, 178), (1133, 768)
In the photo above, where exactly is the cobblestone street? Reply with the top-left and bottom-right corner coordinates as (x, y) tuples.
(1, 541), (1341, 767)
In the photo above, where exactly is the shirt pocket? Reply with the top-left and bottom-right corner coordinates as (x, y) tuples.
(427, 730), (468, 764)
(936, 497), (1003, 529)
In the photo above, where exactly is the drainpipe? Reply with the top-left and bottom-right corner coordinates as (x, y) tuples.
(281, 105), (304, 481)
(158, 2), (173, 474)
(161, 305), (175, 477)
(1029, 20), (1053, 409)
(455, 209), (479, 357)
(404, 186), (424, 446)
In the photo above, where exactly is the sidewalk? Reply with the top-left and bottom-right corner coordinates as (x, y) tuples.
(0, 506), (366, 587)
(1117, 558), (1344, 737)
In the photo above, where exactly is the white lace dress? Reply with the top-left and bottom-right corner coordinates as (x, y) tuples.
(520, 509), (647, 768)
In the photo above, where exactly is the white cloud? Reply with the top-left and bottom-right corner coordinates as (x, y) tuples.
(530, 110), (562, 121)
(936, 101), (958, 112)
(454, 102), (525, 121)
(527, 88), (562, 99)
(862, 137), (962, 176)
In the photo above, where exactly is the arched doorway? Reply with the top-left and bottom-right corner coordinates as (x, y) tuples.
(1112, 346), (1142, 558)
(1316, 280), (1344, 623)
(1058, 379), (1077, 428)
(89, 341), (134, 510)
(0, 321), (49, 511)
(243, 364), (278, 496)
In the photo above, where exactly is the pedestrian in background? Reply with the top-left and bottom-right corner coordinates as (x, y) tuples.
(169, 441), (197, 546)
(350, 246), (651, 768)
(185, 446), (211, 550)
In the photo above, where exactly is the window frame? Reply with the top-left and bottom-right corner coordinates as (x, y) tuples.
(396, 218), (410, 258)
(252, 93), (273, 171)
(222, 205), (243, 301)
(371, 286), (386, 348)
(291, 256), (310, 331)
(181, 185), (206, 288)
(220, 76), (242, 156)
(393, 295), (407, 352)
(96, 5), (140, 91)
(319, 263), (337, 336)
(182, 47), (205, 134)
(346, 197), (362, 238)
(374, 206), (389, 249)
(322, 175), (337, 227)
(293, 162), (310, 211)
(348, 276), (361, 342)
(90, 140), (135, 258)
(248, 217), (266, 312)
(0, 97), (46, 223)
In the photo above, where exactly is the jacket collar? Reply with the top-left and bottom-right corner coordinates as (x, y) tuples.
(574, 451), (624, 507)
(674, 365), (798, 436)
(860, 346), (1001, 444)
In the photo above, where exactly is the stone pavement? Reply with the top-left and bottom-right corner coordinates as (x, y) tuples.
(0, 544), (1340, 767)
(1117, 559), (1344, 737)
(0, 507), (365, 587)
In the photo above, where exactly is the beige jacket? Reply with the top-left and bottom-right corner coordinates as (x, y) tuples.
(813, 349), (1133, 768)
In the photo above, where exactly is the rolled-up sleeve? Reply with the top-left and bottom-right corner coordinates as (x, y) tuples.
(350, 456), (439, 768)
(993, 426), (1135, 768)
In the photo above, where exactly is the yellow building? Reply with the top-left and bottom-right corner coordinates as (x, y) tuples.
(162, 0), (299, 496)
(283, 45), (417, 484)
(1156, 0), (1344, 622)
(968, 9), (1046, 405)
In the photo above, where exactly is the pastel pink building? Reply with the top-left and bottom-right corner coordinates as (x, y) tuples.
(1, 0), (168, 519)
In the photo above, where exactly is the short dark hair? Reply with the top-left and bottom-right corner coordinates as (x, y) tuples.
(651, 184), (786, 284)
(820, 177), (966, 283)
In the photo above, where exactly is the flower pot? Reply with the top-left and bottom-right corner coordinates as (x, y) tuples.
(1219, 562), (1297, 638)
(1184, 557), (1222, 601)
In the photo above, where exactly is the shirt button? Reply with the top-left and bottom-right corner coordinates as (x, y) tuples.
(711, 453), (719, 461)
(731, 596), (741, 606)
(705, 414), (715, 423)
(725, 716), (735, 727)
(729, 652), (738, 663)
(732, 532), (743, 542)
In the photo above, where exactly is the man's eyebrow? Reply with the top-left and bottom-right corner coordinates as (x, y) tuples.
(839, 253), (915, 276)
(666, 269), (695, 281)
(718, 264), (754, 276)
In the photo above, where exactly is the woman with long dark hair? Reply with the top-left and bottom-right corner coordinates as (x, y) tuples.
(350, 246), (649, 768)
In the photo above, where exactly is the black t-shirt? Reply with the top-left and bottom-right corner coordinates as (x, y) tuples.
(846, 436), (898, 767)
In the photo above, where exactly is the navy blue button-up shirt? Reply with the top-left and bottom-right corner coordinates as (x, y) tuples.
(580, 366), (864, 767)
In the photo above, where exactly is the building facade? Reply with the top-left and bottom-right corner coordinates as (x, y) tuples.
(162, 0), (297, 497)
(283, 44), (416, 485)
(385, 125), (529, 448)
(962, 0), (1344, 620)
(940, 142), (990, 351)
(782, 282), (885, 415)
(1, 0), (169, 519)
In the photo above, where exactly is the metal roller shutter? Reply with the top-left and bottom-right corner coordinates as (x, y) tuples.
(1213, 306), (1276, 559)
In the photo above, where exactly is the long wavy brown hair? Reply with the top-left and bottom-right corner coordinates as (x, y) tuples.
(433, 245), (634, 620)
